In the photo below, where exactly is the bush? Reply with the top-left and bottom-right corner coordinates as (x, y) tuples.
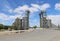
(33, 26), (37, 29)
(12, 26), (17, 30)
(4, 26), (8, 30)
(0, 24), (3, 30)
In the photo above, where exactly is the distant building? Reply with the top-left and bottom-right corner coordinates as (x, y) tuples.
(39, 11), (46, 28)
(22, 10), (30, 30)
(39, 11), (52, 28)
(12, 10), (30, 30)
(43, 17), (47, 28)
(22, 17), (28, 29)
(47, 19), (52, 28)
(12, 18), (22, 30)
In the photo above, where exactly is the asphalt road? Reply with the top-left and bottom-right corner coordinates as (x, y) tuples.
(0, 29), (60, 41)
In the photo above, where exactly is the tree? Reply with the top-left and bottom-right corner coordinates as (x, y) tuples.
(33, 26), (37, 29)
(12, 25), (17, 30)
(3, 26), (9, 30)
(0, 24), (3, 30)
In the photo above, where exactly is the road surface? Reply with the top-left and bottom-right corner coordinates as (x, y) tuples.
(0, 29), (60, 41)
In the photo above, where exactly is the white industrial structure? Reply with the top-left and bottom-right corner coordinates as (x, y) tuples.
(12, 10), (30, 30)
(39, 11), (52, 28)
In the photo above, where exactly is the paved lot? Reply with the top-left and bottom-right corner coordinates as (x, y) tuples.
(0, 29), (60, 41)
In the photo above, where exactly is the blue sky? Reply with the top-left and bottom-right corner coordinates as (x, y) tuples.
(0, 0), (60, 27)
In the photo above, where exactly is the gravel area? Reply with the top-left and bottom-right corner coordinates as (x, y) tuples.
(0, 29), (60, 41)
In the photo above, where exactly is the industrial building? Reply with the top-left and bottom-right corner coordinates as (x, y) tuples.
(12, 10), (30, 30)
(39, 11), (52, 28)
(22, 17), (29, 29)
(12, 18), (22, 30)
(12, 10), (52, 30)
(22, 10), (30, 29)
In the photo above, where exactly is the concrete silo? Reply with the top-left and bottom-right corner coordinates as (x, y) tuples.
(22, 10), (30, 30)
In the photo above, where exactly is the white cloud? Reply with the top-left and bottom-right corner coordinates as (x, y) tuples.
(47, 15), (60, 25)
(31, 3), (50, 10)
(14, 3), (50, 14)
(31, 4), (40, 9)
(3, 3), (50, 14)
(14, 5), (29, 14)
(41, 3), (50, 10)
(55, 3), (60, 10)
(0, 13), (9, 20)
(14, 4), (39, 14)
(29, 7), (39, 13)
(0, 13), (22, 20)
